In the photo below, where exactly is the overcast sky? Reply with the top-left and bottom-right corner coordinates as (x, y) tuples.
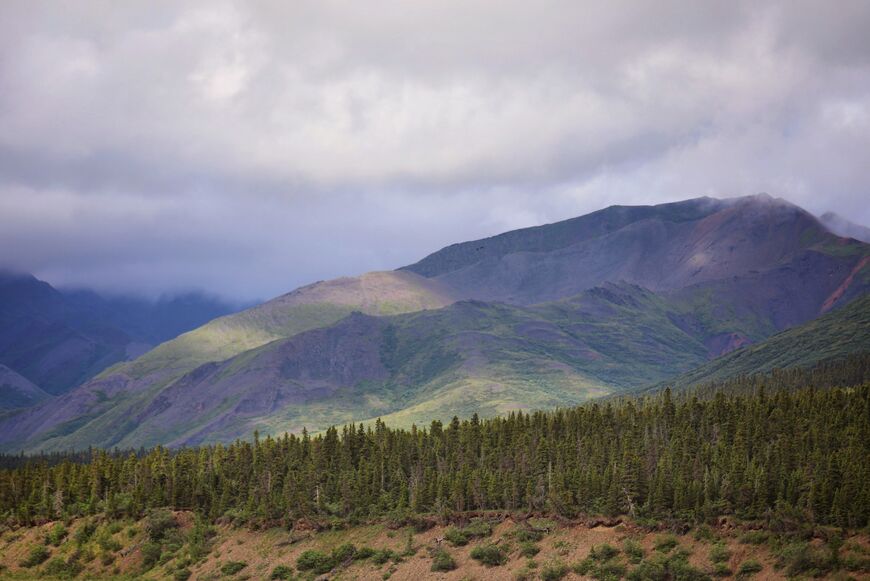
(1, 0), (869, 301)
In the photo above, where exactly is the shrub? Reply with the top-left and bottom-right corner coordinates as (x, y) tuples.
(19, 545), (50, 568)
(140, 541), (162, 569)
(100, 552), (115, 566)
(144, 509), (177, 541)
(516, 529), (545, 542)
(470, 544), (507, 567)
(355, 546), (376, 560)
(712, 562), (731, 577)
(628, 557), (666, 581)
(47, 522), (68, 546)
(591, 543), (620, 561)
(540, 559), (570, 581)
(694, 525), (716, 542)
(331, 543), (356, 563)
(97, 529), (122, 552)
(444, 526), (469, 546)
(668, 557), (708, 581)
(106, 522), (123, 535)
(573, 558), (596, 575)
(221, 561), (248, 576)
(430, 548), (456, 572)
(42, 556), (82, 579)
(737, 560), (763, 578)
(520, 541), (541, 557)
(624, 539), (645, 564)
(593, 560), (627, 580)
(738, 531), (768, 545)
(371, 548), (397, 565)
(445, 520), (492, 547)
(174, 568), (192, 581)
(74, 521), (97, 545)
(776, 542), (832, 577)
(270, 564), (294, 579)
(709, 542), (730, 564)
(297, 550), (334, 574)
(464, 519), (493, 538)
(515, 566), (535, 581)
(655, 534), (679, 553)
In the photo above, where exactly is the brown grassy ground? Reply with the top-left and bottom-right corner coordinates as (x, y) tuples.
(1, 513), (868, 580)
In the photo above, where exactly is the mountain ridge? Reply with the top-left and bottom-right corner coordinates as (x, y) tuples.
(1, 195), (868, 451)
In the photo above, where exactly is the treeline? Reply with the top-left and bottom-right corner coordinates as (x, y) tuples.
(684, 352), (870, 398)
(2, 380), (868, 530)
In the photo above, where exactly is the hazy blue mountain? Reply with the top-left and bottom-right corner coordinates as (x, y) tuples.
(0, 271), (240, 398)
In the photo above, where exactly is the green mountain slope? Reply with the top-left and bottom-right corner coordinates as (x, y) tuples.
(96, 270), (458, 384)
(662, 293), (870, 389)
(9, 283), (771, 451)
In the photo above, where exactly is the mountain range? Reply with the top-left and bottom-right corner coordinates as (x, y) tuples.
(0, 271), (241, 405)
(1, 194), (868, 452)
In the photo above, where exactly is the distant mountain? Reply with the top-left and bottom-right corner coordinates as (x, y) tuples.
(0, 283), (745, 449)
(0, 271), (240, 398)
(1, 194), (868, 451)
(0, 364), (52, 410)
(658, 293), (870, 390)
(819, 211), (870, 243)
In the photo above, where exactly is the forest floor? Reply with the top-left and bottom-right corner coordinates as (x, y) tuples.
(1, 511), (869, 580)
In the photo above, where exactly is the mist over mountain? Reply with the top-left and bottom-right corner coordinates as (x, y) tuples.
(820, 212), (870, 244)
(0, 271), (241, 399)
(1, 194), (867, 452)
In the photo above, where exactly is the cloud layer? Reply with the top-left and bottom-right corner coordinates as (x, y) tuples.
(2, 0), (869, 300)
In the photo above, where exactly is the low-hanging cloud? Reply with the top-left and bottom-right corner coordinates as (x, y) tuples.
(1, 0), (869, 300)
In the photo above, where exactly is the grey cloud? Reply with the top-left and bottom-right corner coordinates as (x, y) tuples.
(0, 0), (869, 301)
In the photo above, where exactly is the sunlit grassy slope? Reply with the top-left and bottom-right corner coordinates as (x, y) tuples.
(96, 270), (458, 385)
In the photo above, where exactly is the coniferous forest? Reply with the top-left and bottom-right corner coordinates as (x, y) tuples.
(2, 373), (868, 532)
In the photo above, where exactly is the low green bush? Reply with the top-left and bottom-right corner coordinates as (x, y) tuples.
(624, 539), (645, 564)
(738, 531), (768, 545)
(220, 561), (248, 576)
(355, 546), (376, 560)
(519, 541), (540, 557)
(712, 562), (731, 577)
(19, 545), (50, 568)
(144, 510), (177, 542)
(270, 564), (294, 579)
(655, 534), (679, 553)
(331, 543), (356, 563)
(42, 556), (82, 579)
(430, 548), (456, 572)
(540, 559), (569, 581)
(174, 568), (192, 581)
(47, 522), (68, 546)
(470, 544), (507, 567)
(709, 542), (730, 564)
(297, 550), (333, 573)
(74, 521), (97, 545)
(516, 529), (545, 542)
(140, 541), (162, 570)
(572, 558), (595, 576)
(371, 548), (397, 565)
(694, 525), (716, 542)
(591, 543), (620, 561)
(737, 560), (763, 578)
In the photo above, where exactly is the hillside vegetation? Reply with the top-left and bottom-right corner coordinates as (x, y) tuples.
(662, 294), (870, 389)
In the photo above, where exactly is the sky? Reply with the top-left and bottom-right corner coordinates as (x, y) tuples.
(1, 1), (869, 301)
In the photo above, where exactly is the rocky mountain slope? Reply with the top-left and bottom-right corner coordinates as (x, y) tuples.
(1, 195), (868, 451)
